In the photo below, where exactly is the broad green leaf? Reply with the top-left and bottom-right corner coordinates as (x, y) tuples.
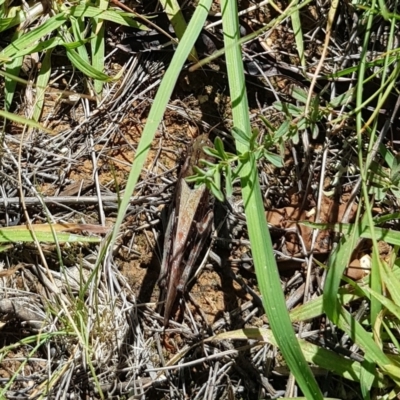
(291, 86), (308, 103)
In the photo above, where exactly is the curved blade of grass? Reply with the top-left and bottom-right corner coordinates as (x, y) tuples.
(67, 4), (147, 29)
(220, 1), (323, 398)
(289, 263), (397, 322)
(1, 12), (68, 58)
(65, 47), (112, 81)
(108, 0), (213, 249)
(159, 0), (197, 62)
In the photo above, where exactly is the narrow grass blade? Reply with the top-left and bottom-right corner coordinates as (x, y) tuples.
(1, 13), (68, 58)
(159, 0), (197, 61)
(33, 49), (52, 122)
(290, 8), (305, 68)
(91, 0), (108, 98)
(4, 55), (22, 111)
(0, 109), (54, 134)
(0, 228), (100, 243)
(109, 0), (213, 250)
(67, 4), (147, 29)
(220, 0), (323, 398)
(65, 47), (111, 81)
(337, 306), (400, 385)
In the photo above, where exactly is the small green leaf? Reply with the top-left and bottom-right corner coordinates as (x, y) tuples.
(214, 167), (221, 191)
(275, 120), (291, 139)
(329, 88), (355, 107)
(291, 86), (308, 103)
(209, 180), (224, 202)
(249, 128), (259, 150)
(232, 127), (251, 146)
(297, 117), (307, 130)
(310, 95), (320, 119)
(214, 136), (227, 160)
(264, 150), (284, 168)
(292, 130), (300, 144)
(190, 165), (207, 178)
(390, 154), (400, 184)
(254, 147), (263, 160)
(225, 165), (233, 198)
(259, 115), (274, 131)
(273, 102), (303, 117)
(199, 159), (217, 168)
(202, 146), (222, 160)
(311, 122), (319, 139)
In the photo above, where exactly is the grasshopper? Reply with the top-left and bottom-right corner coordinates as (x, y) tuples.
(159, 134), (214, 327)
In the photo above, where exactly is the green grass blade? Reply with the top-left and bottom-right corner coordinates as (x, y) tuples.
(337, 306), (400, 385)
(1, 13), (68, 58)
(290, 7), (306, 68)
(91, 0), (108, 98)
(67, 4), (147, 29)
(0, 109), (53, 133)
(10, 36), (63, 61)
(0, 228), (100, 243)
(159, 0), (197, 61)
(70, 16), (91, 64)
(109, 0), (213, 249)
(32, 49), (52, 122)
(65, 47), (111, 81)
(4, 55), (22, 111)
(220, 0), (323, 398)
